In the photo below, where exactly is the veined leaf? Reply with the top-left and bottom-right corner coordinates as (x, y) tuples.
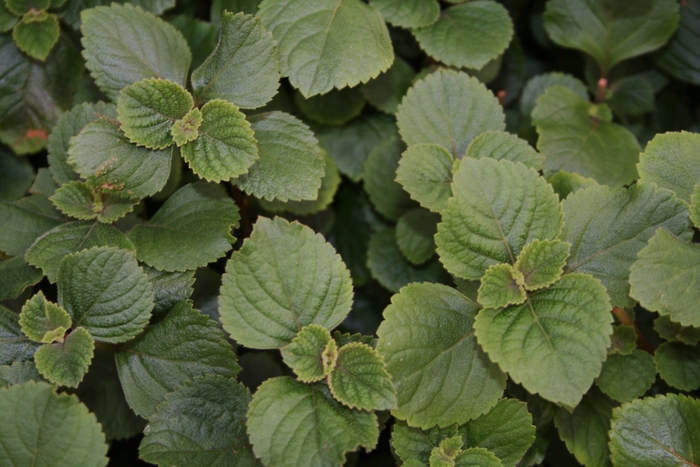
(144, 266), (195, 318)
(12, 10), (60, 61)
(430, 435), (463, 467)
(19, 291), (71, 343)
(396, 208), (439, 265)
(655, 341), (700, 391)
(280, 324), (334, 382)
(34, 326), (94, 388)
(656, 0), (700, 85)
(609, 76), (655, 116)
(519, 72), (588, 120)
(0, 304), (40, 365)
(60, 0), (176, 30)
(514, 239), (570, 291)
(0, 193), (66, 256)
(369, 0), (439, 29)
(655, 315), (700, 346)
(392, 422), (458, 465)
(465, 131), (544, 171)
(396, 144), (454, 213)
(0, 361), (42, 387)
(597, 350), (656, 402)
(50, 181), (136, 224)
(363, 137), (416, 221)
(0, 257), (42, 301)
(477, 264), (526, 309)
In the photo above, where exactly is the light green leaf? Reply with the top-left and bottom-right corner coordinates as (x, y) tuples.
(192, 11), (279, 109)
(117, 78), (193, 149)
(247, 377), (379, 467)
(295, 87), (366, 126)
(139, 375), (256, 467)
(364, 137), (416, 221)
(144, 266), (195, 318)
(396, 69), (505, 159)
(171, 107), (202, 146)
(361, 55), (416, 114)
(5, 0), (50, 15)
(562, 184), (692, 308)
(532, 85), (640, 187)
(655, 342), (700, 391)
(0, 149), (34, 201)
(19, 291), (71, 343)
(637, 131), (700, 203)
(376, 283), (506, 429)
(396, 143), (454, 213)
(0, 193), (66, 256)
(0, 381), (108, 467)
(430, 435), (463, 467)
(465, 131), (544, 171)
(396, 208), (439, 265)
(128, 182), (239, 271)
(454, 448), (503, 467)
(328, 342), (396, 411)
(280, 324), (334, 382)
(519, 72), (588, 120)
(12, 10), (59, 61)
(233, 111), (325, 201)
(475, 274), (612, 408)
(68, 119), (173, 199)
(81, 3), (192, 101)
(543, 0), (680, 74)
(0, 304), (40, 365)
(477, 264), (526, 309)
(392, 421), (458, 465)
(50, 181), (136, 224)
(412, 1), (513, 70)
(597, 350), (655, 402)
(115, 300), (240, 418)
(608, 325), (638, 355)
(547, 170), (599, 200)
(34, 327), (94, 388)
(257, 0), (393, 97)
(609, 394), (700, 467)
(0, 361), (42, 387)
(656, 0), (700, 85)
(0, 257), (42, 301)
(654, 315), (700, 346)
(436, 158), (562, 280)
(370, 0), (438, 28)
(609, 76), (655, 116)
(514, 239), (570, 291)
(57, 247), (154, 343)
(181, 99), (258, 182)
(220, 217), (353, 349)
(692, 183), (700, 228)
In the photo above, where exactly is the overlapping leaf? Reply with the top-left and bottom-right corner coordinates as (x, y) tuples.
(12, 10), (59, 61)
(0, 257), (42, 301)
(514, 239), (570, 291)
(396, 144), (455, 213)
(0, 194), (66, 256)
(50, 181), (136, 224)
(363, 137), (415, 220)
(370, 0), (439, 28)
(396, 209), (439, 265)
(0, 304), (39, 365)
(465, 131), (544, 171)
(280, 324), (334, 382)
(34, 326), (94, 388)
(477, 264), (526, 309)
(656, 0), (700, 85)
(597, 351), (656, 402)
(19, 291), (71, 343)
(655, 342), (700, 391)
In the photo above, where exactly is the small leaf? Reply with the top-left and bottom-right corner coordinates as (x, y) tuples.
(477, 264), (526, 309)
(50, 181), (136, 224)
(294, 87), (366, 126)
(655, 342), (700, 391)
(34, 327), (94, 388)
(362, 55), (416, 114)
(453, 448), (503, 467)
(466, 131), (544, 171)
(280, 324), (334, 382)
(597, 350), (656, 402)
(322, 339), (338, 374)
(247, 377), (379, 467)
(0, 257), (42, 301)
(656, 0), (700, 85)
(219, 217), (353, 348)
(5, 0), (50, 15)
(0, 304), (40, 365)
(608, 325), (638, 355)
(392, 421), (458, 465)
(19, 291), (71, 343)
(144, 266), (195, 318)
(547, 170), (599, 200)
(429, 435), (463, 467)
(654, 315), (700, 346)
(363, 137), (416, 221)
(519, 72), (588, 120)
(12, 10), (59, 61)
(0, 194), (66, 256)
(0, 2), (18, 32)
(370, 0), (439, 29)
(170, 107), (202, 146)
(396, 143), (454, 213)
(0, 381), (108, 467)
(396, 208), (439, 265)
(514, 239), (570, 291)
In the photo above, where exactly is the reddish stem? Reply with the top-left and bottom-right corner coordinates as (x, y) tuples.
(612, 307), (654, 355)
(497, 90), (506, 107)
(595, 78), (608, 104)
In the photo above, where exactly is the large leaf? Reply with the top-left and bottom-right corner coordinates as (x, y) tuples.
(219, 217), (353, 348)
(656, 0), (700, 85)
(34, 326), (95, 388)
(81, 3), (192, 100)
(0, 193), (66, 256)
(247, 377), (379, 467)
(597, 350), (656, 402)
(115, 300), (240, 418)
(257, 0), (393, 97)
(475, 274), (613, 408)
(655, 342), (700, 391)
(369, 0), (439, 29)
(376, 283), (506, 429)
(128, 182), (239, 271)
(0, 304), (39, 365)
(0, 381), (108, 467)
(396, 143), (454, 213)
(0, 257), (42, 301)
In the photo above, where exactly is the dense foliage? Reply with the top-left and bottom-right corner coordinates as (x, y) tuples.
(1, 0), (700, 466)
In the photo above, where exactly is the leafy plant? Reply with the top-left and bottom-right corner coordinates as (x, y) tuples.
(1, 0), (700, 466)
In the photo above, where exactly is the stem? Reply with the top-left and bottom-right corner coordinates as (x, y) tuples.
(497, 90), (506, 107)
(612, 307), (654, 355)
(595, 78), (608, 104)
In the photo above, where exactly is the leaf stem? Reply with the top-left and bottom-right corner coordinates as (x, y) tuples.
(612, 307), (654, 355)
(595, 78), (608, 104)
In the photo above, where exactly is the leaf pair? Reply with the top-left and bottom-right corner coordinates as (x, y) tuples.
(3, 0), (62, 61)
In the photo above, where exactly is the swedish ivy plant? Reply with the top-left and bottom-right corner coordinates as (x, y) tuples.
(1, 0), (700, 466)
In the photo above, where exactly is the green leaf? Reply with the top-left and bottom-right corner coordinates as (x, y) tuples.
(519, 72), (588, 120)
(34, 326), (94, 388)
(0, 381), (108, 467)
(5, 0), (49, 15)
(609, 394), (700, 467)
(50, 181), (136, 224)
(656, 0), (700, 85)
(361, 55), (416, 114)
(396, 208), (439, 265)
(364, 137), (416, 221)
(139, 375), (256, 467)
(453, 448), (503, 467)
(117, 78), (193, 149)
(0, 2), (18, 32)
(247, 377), (379, 467)
(376, 283), (506, 429)
(12, 10), (58, 61)
(396, 143), (454, 213)
(280, 324), (334, 382)
(543, 0), (680, 74)
(475, 274), (612, 408)
(655, 342), (700, 391)
(26, 220), (134, 283)
(654, 315), (700, 346)
(692, 183), (700, 229)
(294, 87), (366, 126)
(170, 107), (202, 146)
(328, 342), (396, 411)
(532, 85), (640, 187)
(436, 158), (562, 280)
(562, 184), (692, 308)
(233, 111), (325, 201)
(629, 229), (700, 326)
(370, 0), (438, 28)
(180, 99), (258, 181)
(257, 0), (393, 97)
(465, 131), (544, 171)
(57, 247), (154, 343)
(0, 256), (42, 301)
(430, 435), (463, 467)
(412, 1), (513, 70)
(115, 300), (240, 418)
(0, 194), (66, 256)
(608, 325), (638, 355)
(68, 119), (173, 199)
(192, 11), (279, 109)
(19, 291), (71, 343)
(220, 217), (353, 349)
(547, 170), (599, 200)
(81, 3), (192, 101)
(170, 14), (216, 70)
(0, 149), (34, 201)
(0, 361), (42, 387)
(128, 182), (239, 271)
(514, 239), (570, 291)
(60, 0), (176, 30)
(477, 264), (526, 309)
(29, 168), (57, 198)
(0, 304), (40, 364)
(597, 350), (656, 402)
(637, 131), (700, 203)
(609, 76), (655, 116)
(144, 266), (195, 318)
(392, 421), (458, 465)
(396, 69), (505, 159)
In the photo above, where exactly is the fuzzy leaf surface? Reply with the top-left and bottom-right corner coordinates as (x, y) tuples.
(655, 316), (700, 346)
(519, 72), (588, 120)
(477, 264), (526, 309)
(514, 239), (570, 291)
(34, 326), (94, 388)
(0, 305), (39, 365)
(655, 342), (700, 391)
(50, 181), (136, 224)
(465, 131), (544, 171)
(396, 143), (454, 213)
(12, 10), (59, 61)
(144, 266), (195, 317)
(369, 0), (439, 28)
(597, 350), (656, 402)
(280, 324), (333, 382)
(0, 257), (42, 301)
(19, 291), (71, 343)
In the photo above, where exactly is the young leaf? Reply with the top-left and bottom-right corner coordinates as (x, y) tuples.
(477, 264), (526, 309)
(115, 300), (240, 418)
(655, 342), (700, 391)
(465, 131), (544, 171)
(429, 435), (463, 467)
(247, 377), (379, 467)
(369, 0), (439, 29)
(220, 217), (353, 348)
(608, 325), (638, 355)
(519, 72), (588, 120)
(5, 0), (50, 15)
(170, 107), (202, 146)
(81, 3), (192, 100)
(19, 291), (71, 343)
(0, 257), (42, 301)
(0, 194), (66, 256)
(294, 87), (366, 126)
(656, 0), (700, 85)
(475, 274), (612, 408)
(0, 304), (40, 365)
(363, 137), (416, 221)
(396, 143), (454, 213)
(280, 324), (334, 382)
(436, 158), (562, 280)
(139, 375), (256, 467)
(654, 316), (700, 346)
(361, 55), (416, 114)
(396, 70), (505, 159)
(412, 1), (513, 70)
(58, 247), (154, 343)
(547, 170), (599, 200)
(392, 421), (458, 465)
(257, 0), (393, 97)
(514, 239), (570, 291)
(0, 381), (108, 467)
(376, 283), (506, 429)
(396, 208), (439, 265)
(597, 351), (656, 402)
(192, 11), (279, 109)
(12, 10), (59, 61)
(50, 181), (136, 224)
(629, 229), (700, 327)
(144, 266), (195, 317)
(34, 326), (94, 388)
(453, 448), (503, 467)
(128, 182), (239, 271)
